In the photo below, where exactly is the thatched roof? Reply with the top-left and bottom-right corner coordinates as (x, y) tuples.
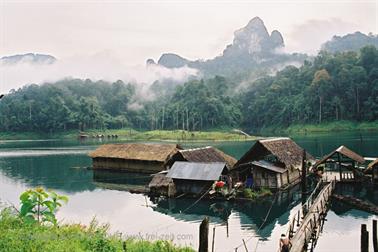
(89, 143), (181, 163)
(149, 173), (173, 188)
(313, 145), (365, 168)
(364, 159), (378, 174)
(236, 138), (315, 168)
(176, 146), (237, 169)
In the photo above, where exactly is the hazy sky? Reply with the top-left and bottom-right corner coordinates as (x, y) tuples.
(1, 0), (377, 65)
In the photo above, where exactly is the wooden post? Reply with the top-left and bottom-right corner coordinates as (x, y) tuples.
(302, 149), (307, 193)
(373, 220), (377, 252)
(242, 239), (249, 252)
(361, 224), (369, 252)
(297, 210), (300, 227)
(199, 217), (209, 252)
(338, 153), (342, 181)
(212, 227), (216, 252)
(226, 220), (229, 238)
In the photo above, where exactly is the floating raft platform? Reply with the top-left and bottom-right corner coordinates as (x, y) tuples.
(332, 194), (378, 215)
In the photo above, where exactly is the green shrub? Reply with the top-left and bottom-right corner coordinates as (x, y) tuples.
(19, 187), (68, 225)
(243, 188), (258, 199)
(259, 188), (273, 196)
(0, 208), (194, 252)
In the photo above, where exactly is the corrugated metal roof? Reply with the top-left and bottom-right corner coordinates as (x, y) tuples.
(251, 160), (287, 173)
(166, 162), (226, 181)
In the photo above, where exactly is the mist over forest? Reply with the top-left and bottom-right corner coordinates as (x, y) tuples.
(1, 17), (377, 133)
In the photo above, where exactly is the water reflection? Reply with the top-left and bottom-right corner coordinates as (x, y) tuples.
(0, 133), (377, 251)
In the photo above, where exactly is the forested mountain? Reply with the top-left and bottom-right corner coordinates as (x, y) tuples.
(1, 46), (377, 133)
(153, 17), (307, 78)
(0, 53), (56, 65)
(322, 32), (378, 53)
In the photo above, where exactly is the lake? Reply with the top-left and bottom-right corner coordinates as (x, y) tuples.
(0, 132), (377, 251)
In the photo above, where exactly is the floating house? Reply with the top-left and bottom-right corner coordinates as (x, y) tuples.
(233, 138), (314, 189)
(89, 143), (181, 173)
(168, 146), (237, 170)
(166, 162), (228, 195)
(366, 159), (378, 184)
(148, 171), (175, 197)
(313, 145), (365, 181)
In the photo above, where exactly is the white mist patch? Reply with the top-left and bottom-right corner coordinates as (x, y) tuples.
(283, 18), (360, 55)
(0, 51), (198, 95)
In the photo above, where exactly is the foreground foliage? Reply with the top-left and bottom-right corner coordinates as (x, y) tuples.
(0, 209), (194, 252)
(19, 187), (68, 225)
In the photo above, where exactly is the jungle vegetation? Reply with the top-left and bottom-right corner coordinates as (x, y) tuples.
(0, 46), (377, 134)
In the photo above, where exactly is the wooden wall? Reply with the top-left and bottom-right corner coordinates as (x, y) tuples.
(92, 157), (165, 173)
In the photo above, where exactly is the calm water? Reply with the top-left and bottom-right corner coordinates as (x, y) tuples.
(0, 132), (377, 251)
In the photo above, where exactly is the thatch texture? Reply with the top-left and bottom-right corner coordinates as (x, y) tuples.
(149, 173), (173, 188)
(236, 138), (314, 169)
(174, 146), (237, 169)
(89, 143), (181, 163)
(365, 159), (378, 174)
(313, 145), (365, 168)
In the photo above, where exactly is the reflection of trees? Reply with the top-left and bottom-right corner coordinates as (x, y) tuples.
(0, 155), (96, 192)
(331, 183), (378, 217)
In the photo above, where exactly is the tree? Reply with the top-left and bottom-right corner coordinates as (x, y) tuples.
(311, 69), (331, 124)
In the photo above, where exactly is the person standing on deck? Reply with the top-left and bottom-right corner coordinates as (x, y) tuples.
(279, 234), (291, 252)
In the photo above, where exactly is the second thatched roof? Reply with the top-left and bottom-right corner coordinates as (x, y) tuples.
(89, 143), (181, 163)
(175, 146), (237, 169)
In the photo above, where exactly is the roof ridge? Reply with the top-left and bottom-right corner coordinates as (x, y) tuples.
(259, 137), (290, 142)
(179, 146), (212, 152)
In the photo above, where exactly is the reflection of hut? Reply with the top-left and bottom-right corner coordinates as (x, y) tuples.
(89, 143), (181, 173)
(148, 172), (176, 197)
(313, 145), (365, 181)
(166, 162), (228, 195)
(168, 146), (237, 170)
(233, 138), (314, 189)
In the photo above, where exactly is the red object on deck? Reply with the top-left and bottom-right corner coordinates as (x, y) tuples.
(215, 181), (225, 188)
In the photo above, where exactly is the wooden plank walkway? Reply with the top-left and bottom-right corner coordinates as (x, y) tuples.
(283, 180), (336, 252)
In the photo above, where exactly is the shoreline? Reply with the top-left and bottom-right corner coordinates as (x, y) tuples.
(1, 121), (378, 141)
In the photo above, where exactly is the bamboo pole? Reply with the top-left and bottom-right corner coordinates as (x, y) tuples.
(212, 227), (216, 252)
(361, 224), (369, 252)
(373, 220), (377, 252)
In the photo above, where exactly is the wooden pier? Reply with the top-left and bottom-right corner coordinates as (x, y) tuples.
(283, 180), (336, 252)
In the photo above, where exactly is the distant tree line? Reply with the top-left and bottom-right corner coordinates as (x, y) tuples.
(0, 46), (377, 133)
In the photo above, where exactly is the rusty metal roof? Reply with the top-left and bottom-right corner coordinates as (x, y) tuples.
(166, 162), (226, 181)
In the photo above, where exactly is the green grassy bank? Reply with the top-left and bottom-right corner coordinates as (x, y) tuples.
(261, 121), (378, 135)
(0, 208), (193, 252)
(0, 129), (258, 141)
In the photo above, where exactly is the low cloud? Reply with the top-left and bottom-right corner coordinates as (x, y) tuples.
(0, 51), (198, 97)
(284, 18), (359, 55)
